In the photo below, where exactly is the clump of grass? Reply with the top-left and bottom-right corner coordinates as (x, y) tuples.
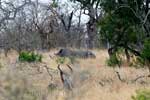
(141, 38), (150, 63)
(141, 39), (150, 71)
(0, 74), (40, 100)
(131, 89), (150, 100)
(48, 83), (57, 92)
(56, 56), (77, 65)
(131, 39), (150, 69)
(19, 51), (42, 62)
(56, 57), (66, 64)
(0, 62), (3, 70)
(68, 56), (77, 64)
(106, 54), (122, 67)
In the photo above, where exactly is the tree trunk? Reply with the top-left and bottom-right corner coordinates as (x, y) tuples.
(87, 18), (97, 49)
(40, 33), (48, 49)
(125, 48), (130, 63)
(86, 6), (98, 49)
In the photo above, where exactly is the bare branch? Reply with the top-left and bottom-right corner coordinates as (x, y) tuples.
(143, 10), (150, 24)
(0, 0), (31, 27)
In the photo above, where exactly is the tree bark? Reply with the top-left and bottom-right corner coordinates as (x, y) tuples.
(125, 48), (130, 62)
(87, 17), (97, 49)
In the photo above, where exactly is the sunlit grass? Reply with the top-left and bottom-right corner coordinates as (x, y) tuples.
(0, 49), (150, 100)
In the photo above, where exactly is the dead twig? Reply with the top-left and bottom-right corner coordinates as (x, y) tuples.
(66, 64), (73, 72)
(99, 81), (105, 87)
(115, 71), (126, 82)
(131, 74), (150, 83)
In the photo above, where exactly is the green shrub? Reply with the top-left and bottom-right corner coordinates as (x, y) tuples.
(132, 89), (150, 100)
(50, 2), (58, 8)
(134, 38), (150, 69)
(106, 54), (122, 67)
(56, 57), (66, 64)
(134, 57), (145, 67)
(141, 38), (150, 63)
(19, 51), (42, 62)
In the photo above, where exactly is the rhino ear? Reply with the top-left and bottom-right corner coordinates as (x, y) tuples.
(59, 49), (63, 53)
(55, 49), (63, 55)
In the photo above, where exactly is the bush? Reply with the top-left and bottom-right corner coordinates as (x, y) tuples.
(19, 51), (42, 62)
(141, 38), (150, 63)
(106, 54), (122, 67)
(132, 89), (150, 100)
(135, 38), (150, 70)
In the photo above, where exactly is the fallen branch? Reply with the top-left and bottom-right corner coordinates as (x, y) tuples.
(131, 74), (150, 83)
(66, 64), (73, 72)
(115, 71), (126, 82)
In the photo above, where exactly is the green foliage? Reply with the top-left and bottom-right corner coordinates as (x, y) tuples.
(99, 0), (146, 66)
(106, 54), (122, 67)
(50, 2), (58, 8)
(56, 57), (66, 64)
(19, 51), (42, 62)
(129, 56), (145, 68)
(50, 0), (58, 8)
(132, 89), (150, 100)
(99, 12), (141, 47)
(141, 38), (150, 63)
(100, 0), (117, 12)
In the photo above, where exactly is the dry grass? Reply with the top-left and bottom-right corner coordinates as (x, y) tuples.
(0, 49), (150, 100)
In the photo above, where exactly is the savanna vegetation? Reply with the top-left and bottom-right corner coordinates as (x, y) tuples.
(0, 0), (150, 100)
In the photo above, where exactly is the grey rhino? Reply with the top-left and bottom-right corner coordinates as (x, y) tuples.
(55, 48), (96, 58)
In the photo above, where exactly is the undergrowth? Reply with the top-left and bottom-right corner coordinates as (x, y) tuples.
(132, 89), (150, 100)
(19, 51), (42, 62)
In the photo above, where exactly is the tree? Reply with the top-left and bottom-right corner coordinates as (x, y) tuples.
(99, 0), (150, 63)
(0, 0), (31, 28)
(0, 0), (86, 51)
(48, 0), (85, 48)
(0, 0), (32, 55)
(70, 0), (102, 48)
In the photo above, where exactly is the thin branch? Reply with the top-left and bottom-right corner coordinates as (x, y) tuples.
(0, 0), (31, 27)
(115, 71), (125, 82)
(143, 10), (150, 24)
(113, 5), (141, 21)
(66, 64), (73, 72)
(132, 74), (150, 83)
